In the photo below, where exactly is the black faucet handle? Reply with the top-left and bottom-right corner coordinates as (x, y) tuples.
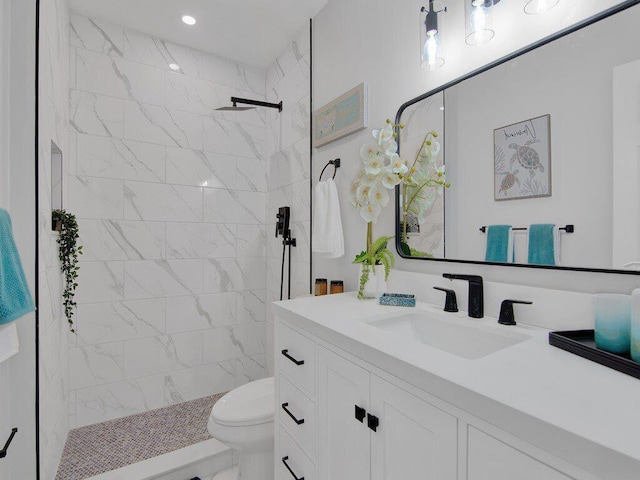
(434, 287), (458, 313)
(498, 300), (533, 326)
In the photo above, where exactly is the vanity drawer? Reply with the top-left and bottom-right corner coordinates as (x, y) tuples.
(279, 375), (316, 459)
(277, 323), (316, 395)
(278, 426), (316, 480)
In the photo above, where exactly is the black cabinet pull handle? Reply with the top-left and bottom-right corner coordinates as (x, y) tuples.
(355, 405), (366, 423)
(282, 456), (304, 480)
(282, 403), (305, 425)
(281, 349), (305, 366)
(367, 413), (379, 432)
(0, 428), (18, 459)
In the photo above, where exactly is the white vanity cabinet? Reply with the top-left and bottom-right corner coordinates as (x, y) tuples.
(274, 318), (591, 480)
(317, 346), (371, 480)
(317, 346), (457, 480)
(467, 427), (574, 480)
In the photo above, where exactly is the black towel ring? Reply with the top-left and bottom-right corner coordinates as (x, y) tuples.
(319, 158), (341, 181)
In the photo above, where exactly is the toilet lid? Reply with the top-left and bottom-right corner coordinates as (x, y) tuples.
(211, 377), (274, 427)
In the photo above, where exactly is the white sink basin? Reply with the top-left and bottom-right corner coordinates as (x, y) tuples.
(361, 311), (532, 360)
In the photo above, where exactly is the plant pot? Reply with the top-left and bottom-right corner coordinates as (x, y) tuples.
(358, 264), (387, 299)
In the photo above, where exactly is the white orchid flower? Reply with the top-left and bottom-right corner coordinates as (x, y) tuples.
(360, 203), (382, 223)
(364, 157), (383, 176)
(385, 140), (398, 157)
(356, 184), (371, 205)
(367, 185), (390, 208)
(420, 140), (441, 162)
(381, 169), (402, 189)
(389, 154), (409, 175)
(360, 144), (381, 161)
(373, 124), (394, 147)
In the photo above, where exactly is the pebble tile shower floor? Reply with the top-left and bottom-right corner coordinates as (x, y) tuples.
(55, 392), (227, 480)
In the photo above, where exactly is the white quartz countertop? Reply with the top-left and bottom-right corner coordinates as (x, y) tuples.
(273, 293), (640, 475)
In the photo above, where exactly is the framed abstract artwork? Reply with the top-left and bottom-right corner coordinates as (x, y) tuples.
(313, 82), (368, 148)
(494, 114), (552, 201)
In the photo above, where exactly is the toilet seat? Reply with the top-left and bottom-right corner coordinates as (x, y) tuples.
(211, 377), (274, 427)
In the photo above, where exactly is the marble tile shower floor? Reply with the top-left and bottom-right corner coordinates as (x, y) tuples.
(55, 392), (228, 480)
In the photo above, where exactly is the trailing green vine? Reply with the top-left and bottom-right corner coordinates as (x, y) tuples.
(357, 264), (373, 300)
(52, 210), (82, 333)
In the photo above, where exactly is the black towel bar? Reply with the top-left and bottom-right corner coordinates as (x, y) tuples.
(479, 225), (574, 234)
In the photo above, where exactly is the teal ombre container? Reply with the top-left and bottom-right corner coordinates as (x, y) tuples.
(594, 294), (631, 355)
(631, 289), (640, 363)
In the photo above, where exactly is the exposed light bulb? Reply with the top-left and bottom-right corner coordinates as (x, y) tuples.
(472, 4), (487, 31)
(182, 15), (196, 26)
(169, 63), (181, 71)
(524, 0), (559, 15)
(466, 1), (495, 46)
(423, 32), (444, 70)
(420, 2), (446, 71)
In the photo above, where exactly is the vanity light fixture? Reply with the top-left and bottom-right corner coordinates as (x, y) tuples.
(466, 0), (500, 46)
(181, 15), (197, 26)
(421, 1), (447, 70)
(524, 0), (559, 15)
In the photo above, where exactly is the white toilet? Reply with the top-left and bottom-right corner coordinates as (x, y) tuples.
(208, 377), (275, 480)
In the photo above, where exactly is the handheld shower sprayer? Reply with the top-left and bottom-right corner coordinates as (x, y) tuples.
(276, 207), (296, 300)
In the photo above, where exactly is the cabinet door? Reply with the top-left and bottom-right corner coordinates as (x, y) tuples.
(468, 427), (574, 480)
(370, 375), (458, 480)
(318, 346), (370, 480)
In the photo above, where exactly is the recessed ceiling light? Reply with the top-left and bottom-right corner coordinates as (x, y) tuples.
(182, 15), (196, 26)
(169, 63), (181, 71)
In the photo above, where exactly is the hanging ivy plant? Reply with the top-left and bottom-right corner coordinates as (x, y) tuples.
(52, 209), (82, 333)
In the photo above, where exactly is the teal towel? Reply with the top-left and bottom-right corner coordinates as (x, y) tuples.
(0, 209), (35, 325)
(485, 225), (513, 263)
(528, 224), (557, 266)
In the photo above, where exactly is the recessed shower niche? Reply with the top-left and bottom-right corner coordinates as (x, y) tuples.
(51, 141), (62, 231)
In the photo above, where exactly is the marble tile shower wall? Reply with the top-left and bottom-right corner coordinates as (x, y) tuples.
(265, 26), (312, 374)
(39, 0), (71, 478)
(67, 15), (269, 428)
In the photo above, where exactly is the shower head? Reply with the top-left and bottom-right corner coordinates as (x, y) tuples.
(216, 104), (255, 112)
(216, 96), (283, 113)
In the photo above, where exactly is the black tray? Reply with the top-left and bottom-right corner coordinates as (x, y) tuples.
(549, 330), (640, 380)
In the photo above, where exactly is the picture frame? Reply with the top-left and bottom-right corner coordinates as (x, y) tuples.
(494, 114), (552, 201)
(313, 82), (368, 148)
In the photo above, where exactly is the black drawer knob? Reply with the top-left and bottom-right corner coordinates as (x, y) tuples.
(367, 413), (379, 432)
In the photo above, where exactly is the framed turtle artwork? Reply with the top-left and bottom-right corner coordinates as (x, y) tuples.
(493, 114), (552, 201)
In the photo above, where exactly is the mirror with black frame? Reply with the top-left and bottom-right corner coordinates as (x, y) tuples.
(396, 2), (640, 273)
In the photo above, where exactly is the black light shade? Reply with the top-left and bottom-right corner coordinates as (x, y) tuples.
(424, 1), (439, 35)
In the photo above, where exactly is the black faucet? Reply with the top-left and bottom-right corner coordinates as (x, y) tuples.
(442, 274), (484, 318)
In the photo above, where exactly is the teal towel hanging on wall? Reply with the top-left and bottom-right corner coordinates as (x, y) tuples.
(528, 224), (558, 266)
(0, 209), (35, 325)
(485, 225), (514, 263)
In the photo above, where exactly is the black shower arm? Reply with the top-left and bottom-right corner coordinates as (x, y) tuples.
(230, 97), (283, 112)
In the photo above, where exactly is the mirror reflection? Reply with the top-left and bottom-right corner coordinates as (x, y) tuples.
(398, 4), (640, 271)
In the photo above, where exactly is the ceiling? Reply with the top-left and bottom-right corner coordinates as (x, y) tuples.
(67, 0), (329, 69)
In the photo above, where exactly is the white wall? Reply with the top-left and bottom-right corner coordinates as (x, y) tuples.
(0, 0), (37, 479)
(265, 25), (312, 375)
(38, 0), (71, 478)
(66, 15), (268, 429)
(312, 0), (640, 300)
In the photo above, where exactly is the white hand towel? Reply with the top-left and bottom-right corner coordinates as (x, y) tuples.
(0, 323), (19, 364)
(312, 179), (344, 258)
